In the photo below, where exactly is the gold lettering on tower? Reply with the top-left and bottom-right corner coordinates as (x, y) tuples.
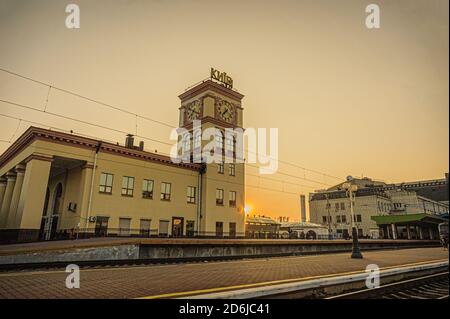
(210, 68), (233, 89)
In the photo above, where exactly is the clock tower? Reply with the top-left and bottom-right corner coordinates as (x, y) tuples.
(178, 74), (245, 237)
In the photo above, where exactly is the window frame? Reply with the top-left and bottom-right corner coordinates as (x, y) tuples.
(142, 179), (154, 199)
(99, 173), (114, 194)
(229, 191), (236, 207)
(229, 163), (235, 176)
(193, 130), (201, 149)
(160, 182), (172, 201)
(217, 162), (224, 174)
(215, 129), (224, 151)
(121, 176), (135, 197)
(187, 186), (196, 204)
(216, 188), (224, 206)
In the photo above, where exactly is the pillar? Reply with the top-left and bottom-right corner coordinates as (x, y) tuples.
(428, 227), (434, 240)
(7, 165), (26, 228)
(77, 163), (94, 233)
(419, 226), (424, 239)
(14, 155), (52, 242)
(406, 224), (411, 240)
(391, 223), (397, 240)
(0, 177), (7, 209)
(0, 172), (16, 228)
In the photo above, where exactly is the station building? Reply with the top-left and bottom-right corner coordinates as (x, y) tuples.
(309, 176), (449, 239)
(0, 78), (246, 243)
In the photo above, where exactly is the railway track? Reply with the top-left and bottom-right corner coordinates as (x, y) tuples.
(327, 272), (449, 299)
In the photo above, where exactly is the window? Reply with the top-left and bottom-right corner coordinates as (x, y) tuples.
(121, 176), (134, 196)
(355, 214), (362, 223)
(336, 215), (341, 223)
(182, 134), (191, 154)
(217, 162), (224, 174)
(229, 191), (236, 207)
(142, 179), (154, 199)
(94, 216), (109, 237)
(215, 130), (223, 151)
(140, 219), (151, 237)
(118, 218), (131, 236)
(335, 203), (339, 211)
(341, 215), (347, 223)
(357, 229), (363, 237)
(161, 182), (171, 201)
(186, 220), (195, 237)
(229, 164), (235, 176)
(340, 202), (345, 210)
(187, 186), (196, 204)
(99, 173), (113, 194)
(216, 189), (224, 205)
(229, 222), (236, 238)
(193, 130), (201, 149)
(322, 216), (327, 223)
(159, 220), (169, 237)
(216, 221), (223, 237)
(225, 136), (234, 154)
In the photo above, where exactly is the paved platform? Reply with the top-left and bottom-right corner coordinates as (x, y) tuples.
(0, 237), (439, 256)
(0, 247), (447, 299)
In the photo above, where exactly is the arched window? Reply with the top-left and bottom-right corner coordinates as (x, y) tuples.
(215, 129), (223, 151)
(306, 230), (317, 240)
(182, 134), (191, 154)
(193, 130), (201, 149)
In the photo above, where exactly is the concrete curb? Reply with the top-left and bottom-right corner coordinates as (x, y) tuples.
(182, 261), (449, 299)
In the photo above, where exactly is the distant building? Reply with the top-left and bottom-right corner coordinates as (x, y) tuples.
(245, 216), (280, 239)
(279, 221), (329, 239)
(309, 176), (449, 239)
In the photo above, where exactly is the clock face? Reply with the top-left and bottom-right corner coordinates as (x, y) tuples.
(216, 99), (235, 123)
(185, 100), (201, 121)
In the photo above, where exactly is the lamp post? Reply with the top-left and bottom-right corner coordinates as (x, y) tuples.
(343, 176), (363, 259)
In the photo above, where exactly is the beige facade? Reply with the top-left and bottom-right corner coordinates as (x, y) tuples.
(0, 79), (246, 243)
(309, 191), (389, 238)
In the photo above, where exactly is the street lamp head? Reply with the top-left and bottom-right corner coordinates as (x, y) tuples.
(346, 175), (353, 182)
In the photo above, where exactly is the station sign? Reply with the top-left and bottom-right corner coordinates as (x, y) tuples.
(211, 67), (233, 89)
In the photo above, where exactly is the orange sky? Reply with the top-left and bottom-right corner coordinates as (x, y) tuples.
(0, 0), (448, 220)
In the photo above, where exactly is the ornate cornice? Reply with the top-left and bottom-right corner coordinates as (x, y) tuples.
(0, 126), (201, 172)
(182, 116), (244, 131)
(178, 80), (244, 103)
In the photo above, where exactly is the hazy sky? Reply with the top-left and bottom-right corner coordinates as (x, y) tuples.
(0, 0), (448, 220)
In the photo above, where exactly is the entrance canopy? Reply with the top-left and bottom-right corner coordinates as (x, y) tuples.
(371, 213), (446, 226)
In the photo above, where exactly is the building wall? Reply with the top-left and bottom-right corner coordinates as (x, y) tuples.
(309, 194), (389, 238)
(0, 134), (245, 239)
